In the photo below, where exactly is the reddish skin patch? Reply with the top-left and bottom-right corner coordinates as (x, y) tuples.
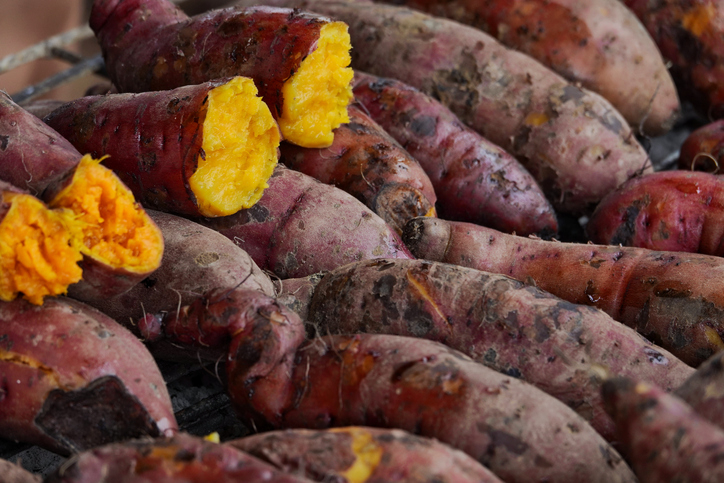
(678, 119), (724, 172)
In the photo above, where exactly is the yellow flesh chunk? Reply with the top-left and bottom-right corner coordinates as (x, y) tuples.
(0, 192), (83, 305)
(279, 22), (354, 148)
(50, 155), (163, 273)
(190, 77), (281, 217)
(331, 428), (383, 483)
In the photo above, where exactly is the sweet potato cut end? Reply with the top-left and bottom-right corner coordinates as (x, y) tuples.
(327, 427), (383, 482)
(49, 155), (163, 276)
(191, 77), (281, 217)
(0, 192), (82, 305)
(279, 21), (354, 148)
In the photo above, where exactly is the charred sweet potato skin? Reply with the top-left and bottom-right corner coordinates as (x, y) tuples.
(352, 71), (558, 237)
(678, 119), (724, 172)
(0, 297), (176, 455)
(279, 105), (437, 234)
(196, 166), (413, 279)
(228, 427), (505, 483)
(45, 433), (310, 483)
(587, 170), (724, 257)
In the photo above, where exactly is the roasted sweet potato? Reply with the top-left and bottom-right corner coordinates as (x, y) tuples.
(0, 92), (163, 303)
(586, 170), (724, 256)
(379, 0), (680, 136)
(196, 166), (413, 279)
(228, 427), (505, 483)
(90, 0), (354, 148)
(675, 351), (724, 430)
(603, 377), (724, 482)
(275, 257), (694, 441)
(45, 432), (311, 483)
(0, 459), (41, 483)
(234, 0), (652, 215)
(0, 296), (177, 455)
(622, 0), (724, 119)
(279, 104), (436, 234)
(403, 216), (724, 366)
(352, 71), (558, 237)
(678, 118), (724, 172)
(44, 77), (280, 218)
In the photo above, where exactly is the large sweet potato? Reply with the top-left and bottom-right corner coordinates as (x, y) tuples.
(90, 0), (353, 148)
(44, 77), (281, 218)
(275, 257), (694, 441)
(0, 296), (177, 455)
(379, 0), (680, 136)
(228, 427), (505, 483)
(352, 71), (558, 237)
(195, 166), (413, 279)
(233, 0), (652, 215)
(403, 216), (724, 366)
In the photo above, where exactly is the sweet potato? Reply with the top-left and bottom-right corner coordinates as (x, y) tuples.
(275, 257), (694, 441)
(0, 92), (163, 303)
(674, 351), (724, 430)
(233, 0), (652, 215)
(621, 0), (724, 119)
(141, 291), (636, 483)
(403, 216), (724, 366)
(602, 377), (724, 482)
(228, 427), (505, 483)
(44, 432), (311, 483)
(586, 170), (724, 256)
(678, 118), (724, 172)
(279, 104), (436, 234)
(378, 0), (680, 136)
(0, 459), (40, 483)
(195, 166), (413, 279)
(352, 71), (558, 237)
(0, 296), (177, 455)
(90, 0), (354, 148)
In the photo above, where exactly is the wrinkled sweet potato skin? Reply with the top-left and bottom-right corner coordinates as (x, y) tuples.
(284, 257), (693, 441)
(675, 351), (724, 430)
(279, 104), (436, 234)
(227, 332), (636, 483)
(228, 427), (505, 483)
(234, 0), (652, 215)
(352, 71), (558, 237)
(622, 0), (724, 119)
(0, 459), (40, 483)
(196, 166), (413, 279)
(90, 0), (329, 120)
(45, 433), (310, 483)
(587, 170), (724, 257)
(678, 119), (724, 172)
(0, 297), (176, 455)
(382, 0), (680, 136)
(43, 81), (223, 217)
(603, 377), (724, 483)
(405, 216), (724, 366)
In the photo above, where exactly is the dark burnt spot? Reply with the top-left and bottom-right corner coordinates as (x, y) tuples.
(654, 285), (692, 298)
(369, 78), (396, 94)
(600, 443), (623, 469)
(0, 135), (8, 151)
(609, 202), (643, 246)
(560, 84), (586, 103)
(167, 97), (182, 114)
(372, 274), (396, 299)
(404, 304), (434, 337)
(672, 427), (686, 450)
(391, 360), (418, 383)
(347, 122), (374, 135)
(484, 348), (497, 364)
(534, 317), (551, 343)
(636, 397), (659, 414)
(505, 367), (522, 378)
(487, 429), (530, 456)
(174, 449), (197, 462)
(534, 454), (554, 468)
(141, 277), (157, 289)
(138, 151), (157, 172)
(513, 125), (532, 153)
(409, 115), (437, 138)
(247, 203), (270, 223)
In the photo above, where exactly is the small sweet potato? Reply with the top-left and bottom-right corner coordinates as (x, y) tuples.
(44, 77), (280, 218)
(45, 432), (311, 483)
(228, 427), (505, 483)
(234, 0), (652, 215)
(603, 377), (724, 482)
(403, 216), (724, 366)
(675, 351), (724, 430)
(677, 118), (724, 172)
(380, 0), (680, 136)
(90, 0), (354, 148)
(0, 296), (177, 455)
(196, 166), (413, 279)
(586, 170), (724, 256)
(279, 104), (437, 234)
(352, 71), (558, 237)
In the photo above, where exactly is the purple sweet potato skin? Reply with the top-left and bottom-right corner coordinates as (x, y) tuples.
(227, 332), (636, 483)
(228, 427), (505, 483)
(587, 170), (724, 256)
(0, 297), (177, 455)
(352, 71), (558, 237)
(45, 433), (311, 483)
(279, 104), (437, 234)
(675, 351), (724, 430)
(603, 377), (724, 482)
(404, 216), (724, 367)
(233, 0), (652, 215)
(196, 166), (413, 279)
(282, 257), (693, 442)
